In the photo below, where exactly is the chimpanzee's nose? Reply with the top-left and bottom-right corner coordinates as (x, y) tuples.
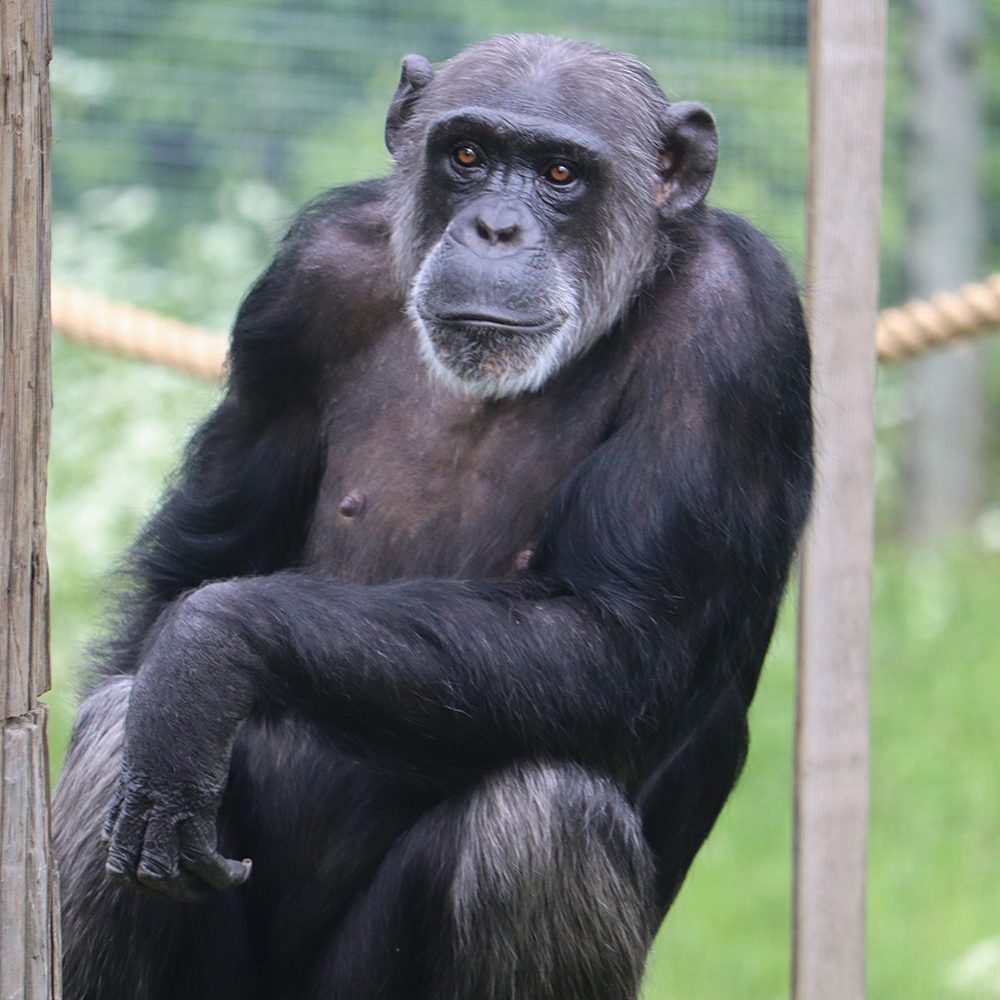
(474, 210), (521, 246)
(451, 200), (537, 255)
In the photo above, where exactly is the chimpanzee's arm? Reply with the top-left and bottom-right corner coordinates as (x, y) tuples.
(95, 186), (388, 682)
(104, 216), (812, 900)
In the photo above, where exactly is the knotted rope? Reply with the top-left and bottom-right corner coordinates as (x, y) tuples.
(52, 274), (1000, 382)
(875, 273), (1000, 360)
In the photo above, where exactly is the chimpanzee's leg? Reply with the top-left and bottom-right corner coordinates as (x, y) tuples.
(306, 761), (657, 1000)
(637, 679), (752, 913)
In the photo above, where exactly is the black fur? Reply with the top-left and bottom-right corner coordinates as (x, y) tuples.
(54, 35), (812, 1000)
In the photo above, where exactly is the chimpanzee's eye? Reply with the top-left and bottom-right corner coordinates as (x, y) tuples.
(545, 163), (576, 185)
(452, 145), (482, 168)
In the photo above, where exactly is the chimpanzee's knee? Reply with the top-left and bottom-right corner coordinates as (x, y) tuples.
(443, 761), (656, 1000)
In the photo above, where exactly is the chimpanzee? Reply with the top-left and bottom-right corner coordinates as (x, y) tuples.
(53, 33), (812, 1000)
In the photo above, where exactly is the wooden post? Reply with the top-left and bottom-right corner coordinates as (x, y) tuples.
(794, 0), (887, 998)
(906, 0), (985, 540)
(0, 0), (60, 996)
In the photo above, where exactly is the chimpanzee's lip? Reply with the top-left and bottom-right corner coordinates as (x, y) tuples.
(435, 312), (561, 332)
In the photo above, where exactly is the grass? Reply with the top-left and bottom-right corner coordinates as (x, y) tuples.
(45, 339), (1000, 999)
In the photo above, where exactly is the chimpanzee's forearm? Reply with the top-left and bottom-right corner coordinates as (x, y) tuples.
(146, 572), (662, 775)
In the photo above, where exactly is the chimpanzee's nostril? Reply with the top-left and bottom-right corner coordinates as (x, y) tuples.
(475, 218), (494, 243)
(473, 214), (521, 246)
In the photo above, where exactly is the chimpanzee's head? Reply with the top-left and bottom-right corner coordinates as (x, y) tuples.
(386, 34), (718, 397)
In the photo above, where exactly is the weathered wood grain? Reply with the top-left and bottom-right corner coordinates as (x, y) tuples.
(0, 708), (61, 997)
(1, 0), (59, 995)
(794, 0), (888, 998)
(2, 0), (53, 717)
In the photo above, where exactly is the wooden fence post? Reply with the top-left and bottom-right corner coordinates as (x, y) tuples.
(793, 0), (887, 998)
(0, 0), (60, 996)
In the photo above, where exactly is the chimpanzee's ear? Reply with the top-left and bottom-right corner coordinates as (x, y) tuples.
(385, 55), (434, 154)
(655, 102), (718, 217)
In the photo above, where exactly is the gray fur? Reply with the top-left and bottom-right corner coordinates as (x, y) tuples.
(445, 762), (655, 1000)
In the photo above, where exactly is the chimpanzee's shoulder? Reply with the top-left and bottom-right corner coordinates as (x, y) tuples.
(637, 208), (807, 392)
(226, 180), (399, 396)
(699, 209), (800, 299)
(283, 179), (395, 280)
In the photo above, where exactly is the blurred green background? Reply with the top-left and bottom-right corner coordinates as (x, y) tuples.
(48, 1), (1000, 997)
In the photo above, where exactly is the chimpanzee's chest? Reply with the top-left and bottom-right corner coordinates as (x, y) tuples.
(303, 321), (629, 583)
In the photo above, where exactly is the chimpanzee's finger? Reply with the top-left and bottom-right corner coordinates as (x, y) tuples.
(100, 790), (124, 847)
(105, 801), (148, 886)
(178, 815), (252, 892)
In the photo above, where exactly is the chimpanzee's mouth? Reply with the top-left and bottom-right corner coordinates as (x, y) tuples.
(436, 312), (560, 333)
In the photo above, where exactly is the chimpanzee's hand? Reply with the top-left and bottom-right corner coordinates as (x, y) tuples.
(103, 590), (256, 902)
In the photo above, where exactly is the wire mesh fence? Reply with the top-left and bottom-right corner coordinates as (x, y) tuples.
(53, 0), (823, 326)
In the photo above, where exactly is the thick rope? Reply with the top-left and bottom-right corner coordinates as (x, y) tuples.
(875, 273), (1000, 360)
(52, 273), (1000, 381)
(51, 285), (227, 381)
